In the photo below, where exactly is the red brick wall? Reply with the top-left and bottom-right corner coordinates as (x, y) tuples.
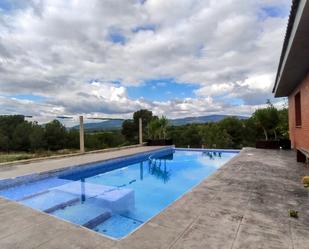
(289, 72), (309, 150)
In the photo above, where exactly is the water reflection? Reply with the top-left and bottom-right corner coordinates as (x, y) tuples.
(147, 153), (173, 183)
(202, 151), (222, 160)
(81, 178), (86, 202)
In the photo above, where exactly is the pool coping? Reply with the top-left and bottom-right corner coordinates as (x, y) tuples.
(176, 148), (241, 153)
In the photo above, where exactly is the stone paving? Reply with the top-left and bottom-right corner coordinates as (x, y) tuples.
(0, 147), (308, 249)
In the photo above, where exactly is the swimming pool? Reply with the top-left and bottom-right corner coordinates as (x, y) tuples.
(0, 148), (238, 239)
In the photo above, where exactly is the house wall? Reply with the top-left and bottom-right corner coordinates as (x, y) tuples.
(288, 71), (309, 151)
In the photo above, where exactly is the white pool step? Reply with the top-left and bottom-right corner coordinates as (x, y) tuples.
(51, 181), (135, 213)
(51, 202), (111, 228)
(19, 190), (80, 213)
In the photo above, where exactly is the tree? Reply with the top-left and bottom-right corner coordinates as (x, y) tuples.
(29, 124), (46, 151)
(12, 122), (32, 151)
(200, 123), (232, 149)
(148, 117), (160, 140)
(252, 102), (280, 140)
(44, 120), (67, 150)
(147, 116), (169, 140)
(0, 130), (9, 151)
(182, 124), (202, 148)
(0, 115), (25, 138)
(0, 115), (25, 150)
(133, 109), (154, 129)
(121, 119), (136, 143)
(159, 116), (169, 139)
(277, 107), (289, 139)
(122, 109), (155, 143)
(66, 129), (80, 149)
(219, 117), (243, 148)
(241, 118), (257, 147)
(167, 125), (186, 147)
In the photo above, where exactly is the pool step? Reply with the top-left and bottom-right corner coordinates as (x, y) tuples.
(18, 190), (50, 201)
(52, 181), (135, 213)
(19, 190), (80, 213)
(44, 197), (80, 213)
(94, 214), (143, 239)
(83, 211), (111, 229)
(51, 202), (111, 228)
(0, 178), (72, 201)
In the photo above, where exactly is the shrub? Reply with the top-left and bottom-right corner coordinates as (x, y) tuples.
(289, 209), (299, 219)
(302, 176), (309, 188)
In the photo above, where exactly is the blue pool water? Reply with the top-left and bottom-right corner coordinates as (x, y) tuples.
(0, 148), (237, 239)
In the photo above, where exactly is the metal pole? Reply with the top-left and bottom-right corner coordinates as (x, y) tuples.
(79, 115), (85, 153)
(139, 118), (143, 144)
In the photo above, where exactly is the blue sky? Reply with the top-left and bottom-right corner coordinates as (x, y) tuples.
(0, 0), (290, 120)
(261, 6), (289, 18)
(127, 79), (198, 101)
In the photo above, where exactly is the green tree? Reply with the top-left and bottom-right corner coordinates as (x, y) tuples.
(122, 109), (155, 143)
(241, 118), (257, 147)
(29, 124), (46, 151)
(0, 115), (25, 150)
(252, 102), (280, 140)
(121, 119), (136, 143)
(44, 120), (67, 150)
(219, 117), (243, 148)
(182, 124), (202, 148)
(0, 130), (9, 151)
(133, 109), (154, 129)
(277, 107), (289, 139)
(66, 129), (80, 149)
(85, 133), (105, 150)
(147, 117), (161, 140)
(11, 122), (32, 151)
(147, 116), (169, 140)
(167, 126), (186, 147)
(159, 116), (169, 139)
(200, 123), (232, 149)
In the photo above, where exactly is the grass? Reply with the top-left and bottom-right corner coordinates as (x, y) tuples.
(0, 149), (79, 164)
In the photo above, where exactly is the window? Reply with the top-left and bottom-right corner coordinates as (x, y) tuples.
(295, 92), (301, 127)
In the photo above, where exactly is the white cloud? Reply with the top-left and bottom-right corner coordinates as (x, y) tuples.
(0, 0), (290, 119)
(195, 83), (235, 97)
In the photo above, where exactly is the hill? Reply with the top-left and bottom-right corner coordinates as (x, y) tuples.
(169, 115), (248, 126)
(72, 114), (248, 131)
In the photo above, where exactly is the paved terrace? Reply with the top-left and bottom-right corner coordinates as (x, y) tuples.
(0, 147), (308, 249)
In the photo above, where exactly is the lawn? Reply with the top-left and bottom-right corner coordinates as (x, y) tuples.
(0, 149), (79, 164)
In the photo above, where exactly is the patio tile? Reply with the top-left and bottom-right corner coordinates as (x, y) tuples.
(171, 224), (235, 249)
(0, 219), (74, 249)
(36, 225), (115, 249)
(232, 224), (292, 249)
(116, 222), (181, 249)
(290, 225), (309, 249)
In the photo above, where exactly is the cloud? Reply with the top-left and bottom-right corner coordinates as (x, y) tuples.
(195, 83), (234, 97)
(0, 0), (290, 119)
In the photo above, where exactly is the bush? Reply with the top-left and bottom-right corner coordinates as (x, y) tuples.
(302, 176), (309, 188)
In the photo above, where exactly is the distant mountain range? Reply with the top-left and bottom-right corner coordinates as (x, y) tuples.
(169, 115), (248, 126)
(73, 114), (248, 131)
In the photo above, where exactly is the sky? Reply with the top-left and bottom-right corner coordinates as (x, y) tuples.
(0, 0), (291, 124)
